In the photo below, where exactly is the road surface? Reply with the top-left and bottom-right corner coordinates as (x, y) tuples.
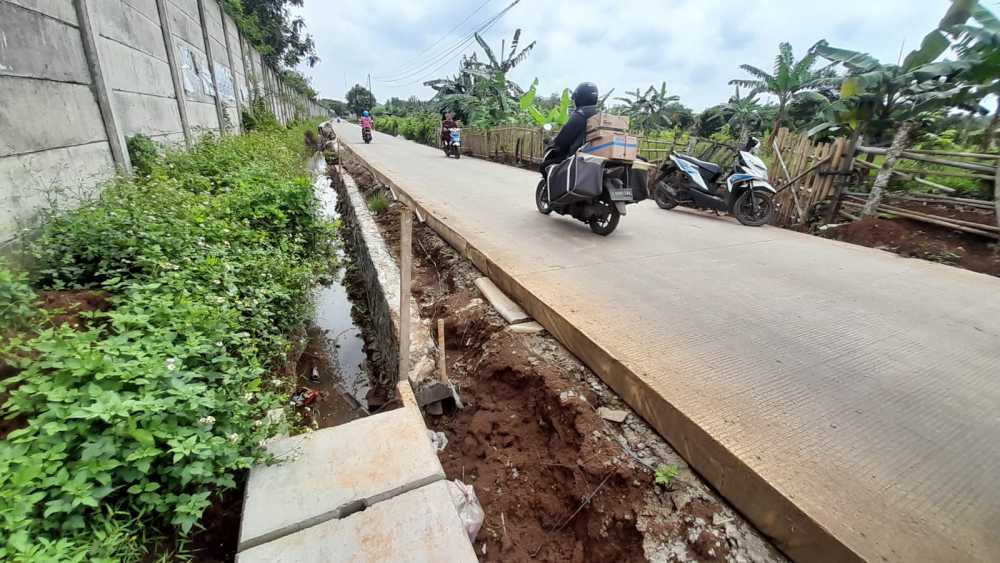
(334, 123), (1000, 562)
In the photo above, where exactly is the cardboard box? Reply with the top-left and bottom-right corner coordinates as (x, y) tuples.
(586, 113), (629, 135)
(580, 131), (638, 161)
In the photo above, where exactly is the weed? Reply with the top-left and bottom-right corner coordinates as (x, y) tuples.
(654, 464), (680, 488)
(367, 192), (390, 215)
(127, 134), (160, 178)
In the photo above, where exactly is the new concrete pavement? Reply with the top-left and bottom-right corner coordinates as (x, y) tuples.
(334, 123), (1000, 562)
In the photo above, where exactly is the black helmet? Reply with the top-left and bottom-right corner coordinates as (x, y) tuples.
(572, 82), (599, 107)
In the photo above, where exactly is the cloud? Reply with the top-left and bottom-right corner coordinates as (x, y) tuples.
(293, 0), (955, 110)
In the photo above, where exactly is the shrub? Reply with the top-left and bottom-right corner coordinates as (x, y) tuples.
(376, 114), (440, 146)
(126, 134), (159, 178)
(241, 97), (282, 132)
(367, 193), (390, 215)
(0, 122), (331, 560)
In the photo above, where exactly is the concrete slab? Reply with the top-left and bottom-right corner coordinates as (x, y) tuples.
(475, 277), (531, 324)
(237, 480), (477, 563)
(507, 321), (545, 334)
(334, 122), (1000, 563)
(238, 407), (445, 552)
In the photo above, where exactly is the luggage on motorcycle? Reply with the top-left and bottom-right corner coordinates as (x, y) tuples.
(586, 113), (629, 138)
(604, 165), (649, 202)
(546, 154), (603, 204)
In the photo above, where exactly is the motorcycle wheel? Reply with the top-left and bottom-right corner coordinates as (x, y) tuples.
(535, 179), (552, 215)
(733, 190), (774, 226)
(588, 199), (620, 236)
(653, 180), (679, 210)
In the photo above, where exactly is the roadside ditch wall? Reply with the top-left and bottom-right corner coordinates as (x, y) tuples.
(331, 163), (444, 406)
(0, 0), (328, 246)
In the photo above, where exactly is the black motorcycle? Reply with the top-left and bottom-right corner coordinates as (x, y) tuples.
(535, 150), (648, 236)
(653, 139), (776, 226)
(362, 127), (372, 144)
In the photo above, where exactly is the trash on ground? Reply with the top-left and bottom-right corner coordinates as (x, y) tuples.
(447, 480), (484, 542)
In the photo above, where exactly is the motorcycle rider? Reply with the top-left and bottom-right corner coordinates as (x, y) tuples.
(359, 110), (374, 135)
(541, 82), (601, 174)
(440, 111), (458, 146)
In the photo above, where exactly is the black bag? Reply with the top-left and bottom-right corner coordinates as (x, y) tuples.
(603, 165), (649, 202)
(546, 154), (603, 204)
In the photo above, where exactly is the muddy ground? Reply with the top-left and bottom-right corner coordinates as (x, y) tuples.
(340, 155), (783, 563)
(822, 206), (1000, 277)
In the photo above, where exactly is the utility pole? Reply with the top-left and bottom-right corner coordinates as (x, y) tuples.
(367, 73), (373, 109)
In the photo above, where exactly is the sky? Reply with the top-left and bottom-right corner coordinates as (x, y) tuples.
(292, 0), (955, 111)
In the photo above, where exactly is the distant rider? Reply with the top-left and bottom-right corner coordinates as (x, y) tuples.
(440, 111), (459, 146)
(541, 82), (601, 175)
(359, 110), (374, 132)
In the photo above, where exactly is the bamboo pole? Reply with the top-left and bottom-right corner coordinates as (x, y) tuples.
(901, 148), (1000, 160)
(857, 146), (997, 174)
(841, 200), (999, 238)
(844, 196), (1000, 232)
(853, 158), (957, 193)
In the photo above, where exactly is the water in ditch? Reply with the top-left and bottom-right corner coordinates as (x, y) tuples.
(297, 157), (370, 428)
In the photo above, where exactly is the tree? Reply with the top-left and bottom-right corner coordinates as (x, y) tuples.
(729, 41), (834, 141)
(319, 98), (350, 116)
(224, 0), (318, 68)
(614, 83), (681, 131)
(816, 0), (980, 216)
(346, 85), (375, 116)
(279, 69), (317, 99)
(723, 87), (767, 147)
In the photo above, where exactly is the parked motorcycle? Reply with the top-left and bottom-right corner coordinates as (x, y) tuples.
(653, 139), (776, 226)
(362, 126), (373, 144)
(535, 126), (647, 236)
(443, 128), (461, 158)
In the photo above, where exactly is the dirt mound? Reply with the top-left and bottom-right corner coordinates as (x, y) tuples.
(826, 216), (1000, 277)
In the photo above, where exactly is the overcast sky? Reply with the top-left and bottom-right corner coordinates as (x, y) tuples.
(292, 0), (954, 111)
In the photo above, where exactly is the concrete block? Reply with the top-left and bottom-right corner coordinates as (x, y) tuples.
(508, 321), (545, 334)
(100, 39), (175, 98)
(238, 406), (445, 552)
(167, 3), (204, 52)
(202, 0), (225, 44)
(5, 0), (78, 25)
(237, 480), (477, 563)
(0, 142), (114, 242)
(112, 90), (184, 139)
(0, 78), (107, 156)
(0, 2), (90, 83)
(95, 0), (167, 61)
(474, 277), (531, 324)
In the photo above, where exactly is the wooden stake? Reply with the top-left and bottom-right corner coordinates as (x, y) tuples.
(399, 208), (412, 384)
(437, 318), (448, 383)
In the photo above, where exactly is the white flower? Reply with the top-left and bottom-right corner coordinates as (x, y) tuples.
(215, 296), (225, 304)
(228, 433), (240, 443)
(165, 358), (178, 371)
(198, 415), (216, 427)
(244, 392), (254, 400)
(271, 378), (282, 387)
(216, 341), (224, 348)
(253, 419), (263, 427)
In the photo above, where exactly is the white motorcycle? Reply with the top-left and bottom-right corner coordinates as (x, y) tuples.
(653, 138), (776, 226)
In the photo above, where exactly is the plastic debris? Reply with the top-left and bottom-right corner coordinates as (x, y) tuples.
(428, 430), (449, 453)
(290, 387), (319, 407)
(448, 480), (485, 543)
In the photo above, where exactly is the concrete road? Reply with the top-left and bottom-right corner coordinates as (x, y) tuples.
(334, 123), (1000, 562)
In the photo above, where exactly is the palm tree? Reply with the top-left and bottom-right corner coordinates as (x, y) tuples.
(614, 82), (681, 131)
(730, 41), (833, 139)
(723, 87), (766, 147)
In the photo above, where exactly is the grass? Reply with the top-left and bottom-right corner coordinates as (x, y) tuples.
(367, 192), (390, 215)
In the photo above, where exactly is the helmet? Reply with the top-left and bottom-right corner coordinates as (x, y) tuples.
(572, 82), (599, 107)
(362, 110), (369, 117)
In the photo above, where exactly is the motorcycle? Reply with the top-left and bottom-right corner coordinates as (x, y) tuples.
(535, 125), (647, 236)
(443, 128), (461, 158)
(362, 126), (372, 144)
(652, 139), (776, 226)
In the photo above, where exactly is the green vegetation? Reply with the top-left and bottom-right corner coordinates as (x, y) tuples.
(0, 122), (332, 561)
(375, 115), (440, 146)
(367, 193), (390, 215)
(222, 0), (318, 69)
(242, 96), (283, 132)
(347, 85), (377, 117)
(125, 134), (160, 178)
(654, 464), (680, 488)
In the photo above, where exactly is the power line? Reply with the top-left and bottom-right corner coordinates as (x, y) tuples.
(378, 0), (494, 78)
(374, 0), (519, 84)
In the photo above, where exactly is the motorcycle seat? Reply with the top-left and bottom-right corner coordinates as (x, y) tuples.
(675, 153), (723, 176)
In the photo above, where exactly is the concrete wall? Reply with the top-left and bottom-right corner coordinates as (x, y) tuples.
(0, 0), (329, 244)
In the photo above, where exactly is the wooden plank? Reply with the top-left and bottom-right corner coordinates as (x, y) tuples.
(857, 146), (997, 174)
(399, 208), (412, 382)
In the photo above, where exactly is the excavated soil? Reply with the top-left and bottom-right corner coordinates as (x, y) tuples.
(823, 215), (1000, 277)
(339, 154), (784, 563)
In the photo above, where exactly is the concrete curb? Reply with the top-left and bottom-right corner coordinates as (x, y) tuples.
(332, 165), (453, 408)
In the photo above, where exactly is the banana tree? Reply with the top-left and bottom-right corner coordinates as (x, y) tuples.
(519, 79), (572, 126)
(815, 0), (980, 216)
(614, 82), (681, 131)
(730, 41), (836, 142)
